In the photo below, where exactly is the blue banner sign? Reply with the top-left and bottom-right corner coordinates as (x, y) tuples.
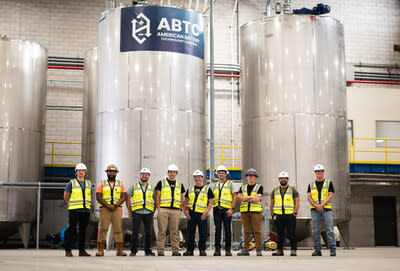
(121, 6), (205, 59)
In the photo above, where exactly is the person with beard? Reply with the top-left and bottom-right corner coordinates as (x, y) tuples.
(270, 171), (299, 256)
(126, 168), (156, 256)
(95, 164), (127, 256)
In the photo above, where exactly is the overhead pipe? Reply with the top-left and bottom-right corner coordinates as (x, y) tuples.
(48, 65), (84, 70)
(207, 73), (240, 78)
(346, 80), (400, 85)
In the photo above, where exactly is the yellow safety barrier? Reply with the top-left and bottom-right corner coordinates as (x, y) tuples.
(45, 141), (82, 167)
(349, 137), (400, 165)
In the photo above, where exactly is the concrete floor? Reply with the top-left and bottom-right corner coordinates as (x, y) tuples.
(0, 248), (399, 271)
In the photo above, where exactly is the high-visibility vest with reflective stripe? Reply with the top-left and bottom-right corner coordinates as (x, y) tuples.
(131, 182), (155, 212)
(187, 185), (209, 213)
(310, 179), (332, 209)
(213, 180), (233, 209)
(160, 179), (182, 209)
(98, 179), (123, 207)
(273, 186), (295, 215)
(68, 179), (91, 210)
(240, 184), (263, 213)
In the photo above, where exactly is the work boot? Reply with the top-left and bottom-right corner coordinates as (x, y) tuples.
(183, 250), (194, 256)
(199, 250), (207, 256)
(330, 251), (336, 257)
(225, 248), (232, 256)
(290, 250), (297, 256)
(272, 249), (284, 256)
(129, 252), (136, 256)
(145, 250), (155, 256)
(256, 250), (263, 256)
(213, 247), (221, 256)
(158, 251), (165, 256)
(237, 249), (250, 256)
(312, 250), (322, 256)
(79, 250), (91, 257)
(172, 251), (181, 256)
(116, 243), (127, 256)
(65, 251), (73, 257)
(96, 242), (105, 257)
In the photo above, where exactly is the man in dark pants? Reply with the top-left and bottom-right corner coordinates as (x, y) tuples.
(127, 168), (155, 256)
(270, 171), (299, 256)
(63, 163), (92, 257)
(212, 165), (238, 256)
(183, 170), (214, 256)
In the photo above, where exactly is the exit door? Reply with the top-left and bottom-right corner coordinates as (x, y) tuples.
(373, 196), (398, 246)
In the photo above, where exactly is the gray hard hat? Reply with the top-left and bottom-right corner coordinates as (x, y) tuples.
(245, 168), (258, 177)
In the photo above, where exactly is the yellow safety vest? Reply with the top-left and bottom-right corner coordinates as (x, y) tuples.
(273, 186), (295, 215)
(68, 179), (92, 210)
(213, 180), (233, 209)
(240, 184), (263, 213)
(310, 179), (332, 209)
(131, 182), (155, 212)
(98, 179), (123, 207)
(160, 179), (182, 209)
(187, 185), (209, 213)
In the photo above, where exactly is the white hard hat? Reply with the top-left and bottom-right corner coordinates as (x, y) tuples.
(192, 170), (204, 177)
(167, 164), (179, 172)
(216, 165), (228, 172)
(140, 168), (151, 175)
(278, 171), (289, 178)
(75, 163), (87, 171)
(313, 164), (325, 172)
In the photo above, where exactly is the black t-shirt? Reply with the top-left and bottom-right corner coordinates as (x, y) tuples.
(156, 179), (186, 209)
(239, 184), (263, 195)
(307, 180), (335, 209)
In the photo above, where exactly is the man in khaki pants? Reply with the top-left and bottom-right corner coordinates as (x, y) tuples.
(155, 164), (185, 256)
(95, 164), (127, 256)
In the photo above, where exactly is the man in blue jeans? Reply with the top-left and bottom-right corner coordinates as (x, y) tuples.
(307, 164), (336, 257)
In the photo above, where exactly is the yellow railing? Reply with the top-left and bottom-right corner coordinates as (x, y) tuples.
(349, 137), (400, 164)
(45, 141), (82, 167)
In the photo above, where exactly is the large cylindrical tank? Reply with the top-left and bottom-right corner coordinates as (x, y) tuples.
(97, 5), (205, 217)
(240, 15), (350, 238)
(0, 37), (47, 239)
(82, 48), (97, 180)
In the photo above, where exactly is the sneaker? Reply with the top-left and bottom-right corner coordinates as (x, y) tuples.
(237, 250), (250, 256)
(172, 252), (181, 256)
(330, 251), (336, 257)
(199, 250), (207, 256)
(312, 250), (322, 256)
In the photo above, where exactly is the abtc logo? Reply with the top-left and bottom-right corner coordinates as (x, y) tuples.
(131, 13), (151, 44)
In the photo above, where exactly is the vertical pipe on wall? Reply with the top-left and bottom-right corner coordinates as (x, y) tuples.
(209, 0), (215, 181)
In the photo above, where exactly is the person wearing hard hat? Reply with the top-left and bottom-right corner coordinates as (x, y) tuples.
(95, 164), (127, 256)
(237, 168), (264, 256)
(183, 170), (214, 256)
(307, 164), (336, 257)
(63, 163), (92, 257)
(155, 164), (186, 256)
(126, 168), (155, 256)
(212, 165), (238, 256)
(270, 171), (299, 256)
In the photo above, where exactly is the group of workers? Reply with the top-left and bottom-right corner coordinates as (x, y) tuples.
(63, 162), (336, 257)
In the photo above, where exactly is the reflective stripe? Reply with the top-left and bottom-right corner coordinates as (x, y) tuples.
(131, 182), (154, 212)
(98, 179), (123, 207)
(187, 185), (209, 213)
(310, 180), (332, 209)
(273, 186), (294, 215)
(160, 179), (182, 208)
(68, 179), (92, 210)
(240, 184), (262, 213)
(212, 180), (233, 209)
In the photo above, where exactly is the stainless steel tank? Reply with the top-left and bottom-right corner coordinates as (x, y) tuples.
(97, 5), (205, 217)
(82, 48), (97, 180)
(0, 37), (47, 244)
(240, 15), (350, 239)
